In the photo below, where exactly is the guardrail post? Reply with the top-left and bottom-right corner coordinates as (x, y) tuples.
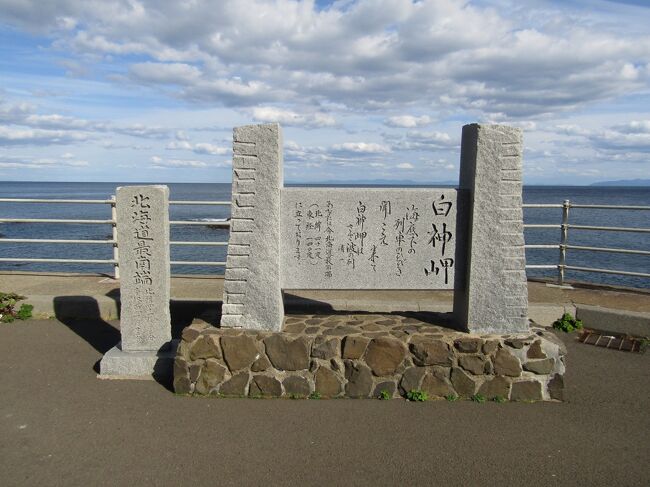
(558, 199), (570, 285)
(110, 195), (120, 280)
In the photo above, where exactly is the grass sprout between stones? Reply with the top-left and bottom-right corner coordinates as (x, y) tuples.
(378, 390), (391, 400)
(0, 292), (33, 323)
(308, 391), (321, 400)
(552, 312), (583, 333)
(406, 390), (428, 402)
(470, 394), (486, 403)
(445, 394), (458, 402)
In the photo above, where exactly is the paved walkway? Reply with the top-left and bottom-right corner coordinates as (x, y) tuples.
(1, 318), (647, 486)
(2, 271), (650, 321)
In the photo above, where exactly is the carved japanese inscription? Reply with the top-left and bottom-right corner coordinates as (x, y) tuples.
(281, 188), (458, 289)
(116, 185), (171, 351)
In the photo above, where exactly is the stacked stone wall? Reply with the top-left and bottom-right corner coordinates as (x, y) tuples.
(175, 315), (565, 401)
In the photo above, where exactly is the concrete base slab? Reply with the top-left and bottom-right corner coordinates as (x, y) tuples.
(576, 305), (650, 337)
(99, 340), (178, 380)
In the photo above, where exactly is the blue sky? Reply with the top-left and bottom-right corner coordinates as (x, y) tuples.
(1, 0), (649, 184)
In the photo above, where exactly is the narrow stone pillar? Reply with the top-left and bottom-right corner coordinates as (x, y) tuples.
(453, 124), (529, 333)
(99, 185), (175, 379)
(220, 124), (285, 331)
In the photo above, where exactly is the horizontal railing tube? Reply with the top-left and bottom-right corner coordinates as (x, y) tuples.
(522, 204), (563, 208)
(170, 220), (231, 227)
(568, 224), (650, 233)
(563, 265), (650, 279)
(171, 241), (228, 246)
(524, 224), (561, 229)
(169, 201), (230, 205)
(0, 257), (117, 264)
(565, 245), (650, 256)
(0, 198), (113, 204)
(0, 238), (115, 244)
(568, 204), (650, 210)
(0, 218), (114, 224)
(525, 264), (558, 269)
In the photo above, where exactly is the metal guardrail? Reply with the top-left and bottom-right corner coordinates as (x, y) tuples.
(2, 197), (648, 285)
(0, 197), (230, 278)
(523, 200), (650, 285)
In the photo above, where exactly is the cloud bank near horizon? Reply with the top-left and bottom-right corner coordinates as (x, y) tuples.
(1, 0), (649, 184)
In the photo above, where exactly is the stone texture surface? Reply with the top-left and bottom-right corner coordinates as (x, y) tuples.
(342, 336), (369, 359)
(283, 376), (310, 397)
(221, 334), (259, 371)
(315, 367), (342, 397)
(453, 124), (529, 334)
(410, 339), (452, 366)
(250, 375), (282, 397)
(493, 348), (523, 377)
(365, 338), (406, 376)
(174, 314), (565, 401)
(281, 188), (457, 290)
(99, 341), (176, 380)
(115, 185), (171, 352)
(220, 123), (285, 331)
(264, 335), (310, 371)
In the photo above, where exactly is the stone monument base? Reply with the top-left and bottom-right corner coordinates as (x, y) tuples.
(99, 341), (178, 380)
(174, 316), (566, 401)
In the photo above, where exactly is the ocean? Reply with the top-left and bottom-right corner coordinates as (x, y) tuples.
(0, 182), (648, 289)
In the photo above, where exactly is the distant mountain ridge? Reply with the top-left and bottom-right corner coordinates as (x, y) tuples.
(590, 179), (650, 187)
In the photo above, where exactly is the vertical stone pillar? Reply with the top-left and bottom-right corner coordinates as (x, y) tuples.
(220, 124), (285, 331)
(99, 185), (175, 379)
(453, 124), (529, 333)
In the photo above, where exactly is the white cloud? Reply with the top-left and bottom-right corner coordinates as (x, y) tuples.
(385, 115), (431, 128)
(397, 162), (414, 169)
(252, 106), (336, 128)
(332, 142), (391, 154)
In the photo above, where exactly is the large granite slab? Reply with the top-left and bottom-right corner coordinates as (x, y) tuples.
(281, 188), (458, 289)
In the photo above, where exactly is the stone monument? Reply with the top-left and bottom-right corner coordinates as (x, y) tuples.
(175, 123), (566, 401)
(221, 123), (528, 333)
(99, 185), (176, 379)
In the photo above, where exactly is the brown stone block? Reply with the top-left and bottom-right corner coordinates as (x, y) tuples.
(527, 340), (547, 359)
(189, 334), (222, 361)
(523, 358), (555, 375)
(373, 381), (397, 399)
(195, 359), (227, 395)
(511, 380), (543, 401)
(409, 339), (452, 366)
(181, 322), (209, 343)
(478, 376), (511, 400)
(311, 337), (340, 360)
(482, 340), (499, 356)
(458, 355), (488, 375)
(221, 334), (259, 371)
(315, 367), (343, 398)
(250, 375), (282, 397)
(283, 375), (311, 397)
(454, 338), (484, 353)
(251, 353), (271, 372)
(365, 337), (407, 376)
(548, 374), (564, 401)
(342, 336), (370, 359)
(493, 349), (522, 377)
(219, 372), (249, 396)
(421, 374), (454, 398)
(399, 367), (425, 395)
(264, 334), (310, 371)
(451, 367), (477, 397)
(344, 361), (373, 398)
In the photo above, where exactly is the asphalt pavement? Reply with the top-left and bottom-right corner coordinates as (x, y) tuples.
(1, 317), (648, 486)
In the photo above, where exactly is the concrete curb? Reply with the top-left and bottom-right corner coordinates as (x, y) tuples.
(576, 304), (650, 337)
(25, 292), (578, 329)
